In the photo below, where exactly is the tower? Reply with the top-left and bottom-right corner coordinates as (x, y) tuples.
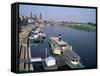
(30, 12), (33, 18)
(34, 14), (37, 19)
(40, 13), (42, 19)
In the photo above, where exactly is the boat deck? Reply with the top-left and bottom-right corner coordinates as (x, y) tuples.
(50, 37), (68, 46)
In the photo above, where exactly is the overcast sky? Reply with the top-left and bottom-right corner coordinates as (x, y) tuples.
(19, 4), (96, 23)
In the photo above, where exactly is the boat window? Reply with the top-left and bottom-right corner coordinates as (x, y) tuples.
(72, 59), (79, 62)
(60, 45), (67, 47)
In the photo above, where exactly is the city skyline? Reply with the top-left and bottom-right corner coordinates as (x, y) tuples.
(19, 5), (96, 23)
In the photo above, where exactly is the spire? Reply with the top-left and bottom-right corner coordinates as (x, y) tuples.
(40, 13), (42, 19)
(30, 12), (33, 18)
(34, 14), (37, 19)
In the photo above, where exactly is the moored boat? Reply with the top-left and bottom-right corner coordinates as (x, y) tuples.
(49, 36), (84, 68)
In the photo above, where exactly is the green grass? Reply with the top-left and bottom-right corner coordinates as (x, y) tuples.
(65, 24), (96, 32)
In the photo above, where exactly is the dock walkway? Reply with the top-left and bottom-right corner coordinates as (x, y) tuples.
(19, 24), (39, 71)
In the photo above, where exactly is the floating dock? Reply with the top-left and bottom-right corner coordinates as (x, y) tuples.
(49, 37), (84, 69)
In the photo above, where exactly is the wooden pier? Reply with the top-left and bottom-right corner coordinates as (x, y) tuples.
(19, 24), (39, 72)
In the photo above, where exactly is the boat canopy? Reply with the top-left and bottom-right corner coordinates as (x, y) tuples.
(64, 50), (80, 61)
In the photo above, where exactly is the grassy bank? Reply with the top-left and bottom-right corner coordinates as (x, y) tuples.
(65, 24), (96, 32)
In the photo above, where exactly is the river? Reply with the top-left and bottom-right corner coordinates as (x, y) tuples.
(29, 25), (96, 71)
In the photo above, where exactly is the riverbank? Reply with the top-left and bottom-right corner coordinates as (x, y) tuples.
(63, 23), (96, 32)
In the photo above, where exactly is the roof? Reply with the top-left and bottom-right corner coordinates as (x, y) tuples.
(45, 56), (56, 66)
(50, 37), (68, 46)
(64, 50), (80, 60)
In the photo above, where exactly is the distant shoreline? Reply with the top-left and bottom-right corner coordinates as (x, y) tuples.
(63, 23), (96, 32)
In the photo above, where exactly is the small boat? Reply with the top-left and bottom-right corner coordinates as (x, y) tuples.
(29, 36), (34, 39)
(30, 32), (45, 43)
(42, 48), (58, 70)
(29, 28), (46, 42)
(34, 28), (43, 34)
(38, 33), (46, 39)
(32, 30), (34, 33)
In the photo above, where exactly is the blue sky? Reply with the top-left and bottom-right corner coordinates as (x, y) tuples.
(19, 5), (96, 23)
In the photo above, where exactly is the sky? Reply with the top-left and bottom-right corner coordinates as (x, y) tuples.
(19, 4), (96, 24)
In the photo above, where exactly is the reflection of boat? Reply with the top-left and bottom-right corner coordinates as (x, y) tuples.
(49, 36), (84, 68)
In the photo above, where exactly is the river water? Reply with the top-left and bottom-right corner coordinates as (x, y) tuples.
(29, 26), (96, 71)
